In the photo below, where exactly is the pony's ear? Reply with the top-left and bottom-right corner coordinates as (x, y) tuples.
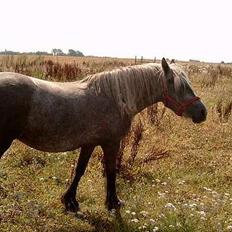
(170, 59), (175, 64)
(161, 58), (171, 75)
(162, 58), (174, 82)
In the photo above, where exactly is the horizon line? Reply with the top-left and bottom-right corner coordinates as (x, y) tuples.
(0, 49), (230, 64)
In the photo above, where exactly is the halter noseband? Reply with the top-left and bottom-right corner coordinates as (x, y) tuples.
(161, 76), (200, 116)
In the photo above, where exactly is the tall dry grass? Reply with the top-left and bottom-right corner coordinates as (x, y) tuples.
(0, 55), (136, 81)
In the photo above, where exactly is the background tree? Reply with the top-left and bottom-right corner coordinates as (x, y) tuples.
(52, 49), (64, 56)
(68, 49), (84, 57)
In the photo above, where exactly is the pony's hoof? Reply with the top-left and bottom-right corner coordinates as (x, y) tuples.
(61, 195), (80, 212)
(107, 199), (125, 211)
(75, 211), (85, 219)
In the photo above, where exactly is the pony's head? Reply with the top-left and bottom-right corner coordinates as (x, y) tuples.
(161, 58), (207, 123)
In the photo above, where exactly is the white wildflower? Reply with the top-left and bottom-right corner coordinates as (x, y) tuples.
(153, 226), (159, 232)
(150, 219), (155, 224)
(159, 213), (165, 218)
(198, 211), (206, 217)
(203, 187), (212, 192)
(131, 211), (136, 216)
(178, 180), (185, 185)
(158, 192), (166, 198)
(131, 218), (139, 223)
(165, 203), (176, 211)
(125, 210), (130, 214)
(189, 203), (197, 208)
(212, 191), (218, 196)
(183, 203), (188, 207)
(140, 210), (148, 217)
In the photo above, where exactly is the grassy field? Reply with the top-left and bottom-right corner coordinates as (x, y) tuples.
(0, 55), (231, 232)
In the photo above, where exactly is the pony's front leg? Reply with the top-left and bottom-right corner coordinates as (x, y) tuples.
(101, 141), (122, 211)
(61, 146), (94, 212)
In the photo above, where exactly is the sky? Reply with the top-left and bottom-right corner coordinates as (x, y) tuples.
(0, 0), (231, 62)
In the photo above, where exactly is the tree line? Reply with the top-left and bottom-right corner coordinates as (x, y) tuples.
(0, 49), (84, 57)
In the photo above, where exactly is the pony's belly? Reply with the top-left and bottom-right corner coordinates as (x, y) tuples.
(18, 126), (104, 152)
(18, 138), (80, 152)
(18, 136), (81, 152)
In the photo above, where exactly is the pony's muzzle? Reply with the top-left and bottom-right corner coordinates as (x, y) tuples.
(191, 103), (207, 123)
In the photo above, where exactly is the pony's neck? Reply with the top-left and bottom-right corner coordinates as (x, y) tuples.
(129, 72), (163, 116)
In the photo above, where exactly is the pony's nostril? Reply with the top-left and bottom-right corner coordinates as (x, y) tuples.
(201, 109), (206, 118)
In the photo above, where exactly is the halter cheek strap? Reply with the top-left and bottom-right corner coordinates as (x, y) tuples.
(161, 77), (200, 116)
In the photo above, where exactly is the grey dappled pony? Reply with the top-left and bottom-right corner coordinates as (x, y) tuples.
(0, 58), (207, 212)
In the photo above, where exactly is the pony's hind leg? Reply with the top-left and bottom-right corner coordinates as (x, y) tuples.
(101, 141), (122, 211)
(61, 145), (95, 212)
(0, 138), (14, 158)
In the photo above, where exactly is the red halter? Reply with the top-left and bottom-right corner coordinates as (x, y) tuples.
(161, 77), (200, 116)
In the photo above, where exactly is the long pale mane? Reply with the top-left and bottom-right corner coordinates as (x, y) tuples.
(81, 63), (189, 116)
(81, 63), (162, 116)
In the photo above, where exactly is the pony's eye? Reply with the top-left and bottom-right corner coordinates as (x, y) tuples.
(168, 78), (174, 84)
